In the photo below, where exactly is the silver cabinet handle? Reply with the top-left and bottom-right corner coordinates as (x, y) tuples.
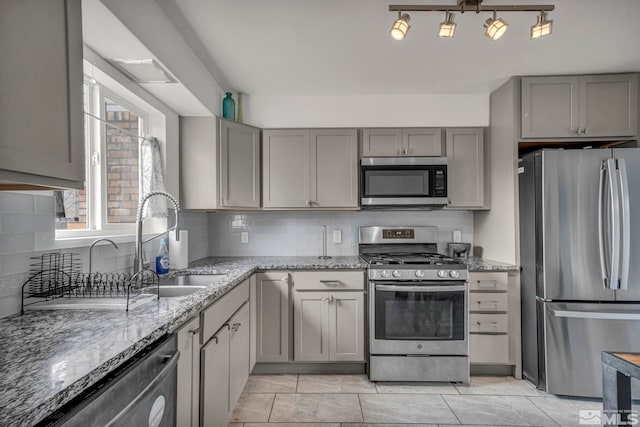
(607, 159), (621, 289)
(281, 275), (289, 284)
(321, 296), (330, 302)
(189, 328), (200, 335)
(552, 310), (640, 321)
(320, 280), (342, 285)
(598, 161), (609, 288)
(477, 321), (498, 325)
(476, 280), (497, 289)
(402, 148), (408, 155)
(617, 158), (630, 291)
(477, 301), (499, 308)
(231, 322), (241, 332)
(306, 200), (314, 207)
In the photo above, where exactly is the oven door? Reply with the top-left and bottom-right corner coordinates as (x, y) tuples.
(361, 159), (447, 206)
(370, 282), (468, 356)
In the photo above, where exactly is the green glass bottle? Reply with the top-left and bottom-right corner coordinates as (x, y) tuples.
(222, 92), (235, 120)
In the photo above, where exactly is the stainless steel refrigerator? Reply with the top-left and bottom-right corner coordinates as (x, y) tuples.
(519, 149), (640, 398)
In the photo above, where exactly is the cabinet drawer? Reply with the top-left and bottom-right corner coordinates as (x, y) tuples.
(292, 271), (365, 291)
(201, 279), (249, 344)
(469, 293), (509, 312)
(469, 313), (508, 333)
(470, 334), (509, 364)
(468, 272), (508, 291)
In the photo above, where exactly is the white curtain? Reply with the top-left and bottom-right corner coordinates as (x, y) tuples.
(140, 137), (168, 218)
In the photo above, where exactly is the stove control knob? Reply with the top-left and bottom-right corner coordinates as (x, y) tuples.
(449, 270), (460, 279)
(415, 270), (425, 278)
(437, 270), (448, 278)
(392, 270), (401, 278)
(379, 270), (389, 278)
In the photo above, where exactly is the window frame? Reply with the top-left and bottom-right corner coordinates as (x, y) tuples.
(55, 74), (152, 240)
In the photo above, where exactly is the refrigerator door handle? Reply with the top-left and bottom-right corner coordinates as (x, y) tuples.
(598, 161), (610, 288)
(617, 158), (630, 291)
(606, 159), (621, 290)
(551, 309), (640, 321)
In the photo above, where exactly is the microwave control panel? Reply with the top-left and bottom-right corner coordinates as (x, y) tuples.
(434, 168), (447, 196)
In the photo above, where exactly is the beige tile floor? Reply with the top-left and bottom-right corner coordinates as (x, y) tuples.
(228, 375), (608, 427)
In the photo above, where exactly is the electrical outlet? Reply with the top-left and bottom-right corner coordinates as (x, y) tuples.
(241, 232), (249, 244)
(333, 230), (342, 244)
(453, 230), (462, 243)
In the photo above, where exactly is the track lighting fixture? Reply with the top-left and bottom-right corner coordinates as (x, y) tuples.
(484, 11), (508, 40)
(388, 0), (554, 41)
(530, 11), (553, 39)
(438, 11), (456, 38)
(390, 12), (411, 40)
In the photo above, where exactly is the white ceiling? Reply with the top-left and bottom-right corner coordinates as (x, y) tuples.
(172, 0), (640, 96)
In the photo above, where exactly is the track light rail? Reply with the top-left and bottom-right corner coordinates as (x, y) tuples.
(389, 4), (555, 12)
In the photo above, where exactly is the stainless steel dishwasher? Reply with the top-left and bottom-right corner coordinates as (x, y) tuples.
(41, 335), (179, 427)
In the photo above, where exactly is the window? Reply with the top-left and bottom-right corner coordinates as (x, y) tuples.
(55, 72), (152, 238)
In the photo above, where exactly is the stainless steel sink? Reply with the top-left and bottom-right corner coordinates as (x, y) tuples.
(159, 274), (227, 287)
(148, 285), (207, 298)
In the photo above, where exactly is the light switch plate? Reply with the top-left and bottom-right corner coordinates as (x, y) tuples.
(241, 232), (249, 244)
(333, 230), (342, 244)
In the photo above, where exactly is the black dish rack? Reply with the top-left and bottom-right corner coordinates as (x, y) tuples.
(21, 252), (159, 313)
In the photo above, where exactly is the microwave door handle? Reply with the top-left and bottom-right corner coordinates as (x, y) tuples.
(607, 159), (621, 290)
(598, 161), (610, 289)
(617, 158), (631, 290)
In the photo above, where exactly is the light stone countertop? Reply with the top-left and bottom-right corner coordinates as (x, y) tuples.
(0, 256), (365, 426)
(463, 257), (519, 272)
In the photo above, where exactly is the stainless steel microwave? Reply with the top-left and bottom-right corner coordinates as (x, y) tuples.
(361, 157), (447, 207)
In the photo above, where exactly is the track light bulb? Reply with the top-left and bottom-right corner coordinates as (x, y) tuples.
(390, 13), (411, 40)
(530, 11), (553, 39)
(484, 11), (508, 40)
(438, 12), (457, 38)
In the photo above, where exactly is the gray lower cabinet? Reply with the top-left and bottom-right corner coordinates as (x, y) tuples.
(229, 302), (250, 409)
(201, 324), (231, 427)
(181, 117), (261, 209)
(445, 128), (486, 209)
(521, 74), (638, 139)
(176, 317), (201, 427)
(263, 129), (358, 209)
(0, 0), (84, 189)
(256, 272), (290, 362)
(361, 128), (443, 157)
(293, 291), (365, 362)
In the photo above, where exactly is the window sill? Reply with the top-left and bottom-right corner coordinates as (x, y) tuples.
(46, 233), (139, 250)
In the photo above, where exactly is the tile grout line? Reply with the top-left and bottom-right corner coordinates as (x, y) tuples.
(440, 393), (463, 425)
(356, 393), (366, 423)
(525, 395), (563, 427)
(267, 392), (277, 423)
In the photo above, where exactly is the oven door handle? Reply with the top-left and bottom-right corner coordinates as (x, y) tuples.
(375, 284), (467, 293)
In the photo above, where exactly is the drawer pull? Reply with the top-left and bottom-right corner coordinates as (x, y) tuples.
(231, 322), (241, 332)
(477, 321), (498, 325)
(320, 280), (342, 285)
(477, 280), (497, 289)
(189, 328), (200, 335)
(477, 301), (499, 308)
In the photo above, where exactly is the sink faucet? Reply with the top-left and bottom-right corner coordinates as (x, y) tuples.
(134, 191), (181, 273)
(88, 238), (119, 278)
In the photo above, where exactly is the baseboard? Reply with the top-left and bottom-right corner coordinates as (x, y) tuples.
(252, 362), (367, 375)
(470, 363), (515, 376)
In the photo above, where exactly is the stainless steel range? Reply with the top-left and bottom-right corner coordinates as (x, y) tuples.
(360, 226), (469, 383)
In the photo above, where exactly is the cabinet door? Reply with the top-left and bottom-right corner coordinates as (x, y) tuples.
(219, 120), (261, 208)
(402, 128), (443, 156)
(0, 0), (84, 186)
(361, 128), (402, 156)
(580, 74), (638, 137)
(256, 272), (290, 362)
(329, 292), (365, 362)
(229, 302), (250, 410)
(446, 128), (485, 208)
(201, 326), (230, 427)
(249, 274), (257, 372)
(294, 291), (330, 362)
(521, 76), (580, 138)
(262, 130), (309, 207)
(176, 317), (200, 427)
(309, 129), (358, 208)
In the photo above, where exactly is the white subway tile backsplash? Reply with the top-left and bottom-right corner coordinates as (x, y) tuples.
(0, 234), (35, 255)
(34, 194), (55, 214)
(0, 192), (35, 213)
(208, 210), (473, 257)
(1, 213), (53, 233)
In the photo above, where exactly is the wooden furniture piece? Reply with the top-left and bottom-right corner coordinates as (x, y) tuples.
(601, 352), (640, 427)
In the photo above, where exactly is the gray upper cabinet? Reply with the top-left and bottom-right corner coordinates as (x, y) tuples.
(262, 129), (309, 208)
(181, 117), (261, 210)
(362, 128), (443, 157)
(0, 0), (84, 189)
(219, 120), (260, 208)
(361, 128), (402, 156)
(309, 129), (358, 208)
(521, 74), (638, 139)
(446, 128), (486, 209)
(263, 128), (358, 209)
